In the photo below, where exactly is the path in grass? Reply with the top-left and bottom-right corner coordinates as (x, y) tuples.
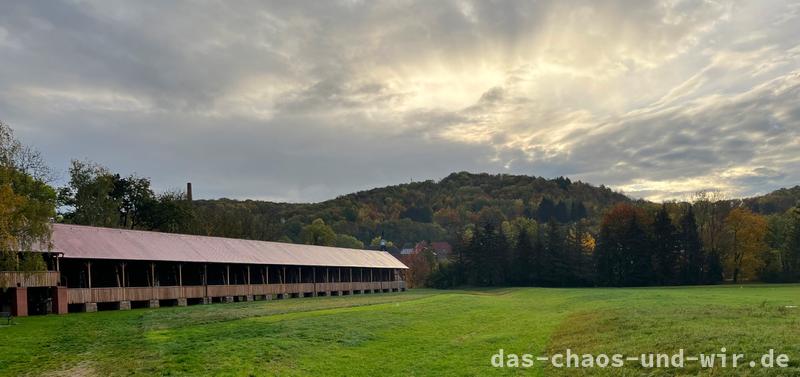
(0, 286), (798, 376)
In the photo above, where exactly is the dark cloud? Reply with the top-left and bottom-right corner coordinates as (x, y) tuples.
(0, 0), (798, 202)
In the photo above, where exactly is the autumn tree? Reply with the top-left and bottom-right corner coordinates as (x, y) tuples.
(692, 191), (727, 283)
(595, 203), (652, 286)
(723, 208), (768, 283)
(0, 122), (56, 274)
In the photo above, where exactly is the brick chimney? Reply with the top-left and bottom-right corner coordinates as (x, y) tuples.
(186, 182), (193, 201)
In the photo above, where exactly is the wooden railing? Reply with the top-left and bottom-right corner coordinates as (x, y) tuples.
(0, 271), (60, 288)
(66, 280), (405, 304)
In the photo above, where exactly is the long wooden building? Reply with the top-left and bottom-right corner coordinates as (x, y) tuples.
(0, 224), (408, 316)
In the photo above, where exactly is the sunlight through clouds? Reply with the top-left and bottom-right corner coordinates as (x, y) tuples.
(0, 0), (798, 201)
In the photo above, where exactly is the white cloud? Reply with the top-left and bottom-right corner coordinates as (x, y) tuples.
(0, 0), (798, 202)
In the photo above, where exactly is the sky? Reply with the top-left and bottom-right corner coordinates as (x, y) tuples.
(1, 0), (798, 203)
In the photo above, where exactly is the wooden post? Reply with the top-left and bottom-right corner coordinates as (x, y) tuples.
(282, 266), (286, 284)
(87, 261), (92, 289)
(150, 262), (156, 287)
(349, 268), (353, 283)
(298, 267), (302, 284)
(178, 264), (183, 286)
(246, 265), (251, 285)
(226, 264), (230, 285)
(121, 262), (126, 288)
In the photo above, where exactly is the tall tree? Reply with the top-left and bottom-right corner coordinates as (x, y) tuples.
(512, 226), (533, 284)
(595, 203), (651, 286)
(723, 208), (768, 283)
(59, 160), (120, 227)
(678, 204), (706, 285)
(542, 218), (568, 286)
(0, 122), (56, 275)
(0, 167), (57, 273)
(692, 191), (726, 284)
(0, 121), (53, 182)
(536, 197), (555, 222)
(652, 204), (679, 285)
(784, 207), (800, 279)
(111, 174), (156, 228)
(554, 201), (569, 223)
(571, 201), (588, 221)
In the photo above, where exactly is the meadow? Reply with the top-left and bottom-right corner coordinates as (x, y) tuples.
(1, 285), (798, 376)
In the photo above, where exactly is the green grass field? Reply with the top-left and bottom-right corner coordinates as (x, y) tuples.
(1, 286), (799, 376)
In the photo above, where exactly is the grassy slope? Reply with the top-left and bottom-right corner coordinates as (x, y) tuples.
(0, 286), (799, 376)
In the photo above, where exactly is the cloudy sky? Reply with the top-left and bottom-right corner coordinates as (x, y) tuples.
(1, 0), (798, 202)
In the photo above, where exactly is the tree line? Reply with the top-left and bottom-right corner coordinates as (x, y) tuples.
(2, 120), (799, 287)
(416, 200), (800, 288)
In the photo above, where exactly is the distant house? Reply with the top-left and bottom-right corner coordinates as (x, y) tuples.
(405, 241), (453, 262)
(400, 247), (416, 256)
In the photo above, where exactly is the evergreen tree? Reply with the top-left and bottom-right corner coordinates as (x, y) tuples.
(530, 229), (545, 285)
(595, 223), (615, 286)
(479, 222), (509, 285)
(512, 227), (533, 285)
(571, 201), (588, 221)
(678, 204), (705, 284)
(542, 219), (567, 286)
(564, 222), (588, 286)
(624, 216), (652, 286)
(786, 207), (800, 279)
(536, 197), (555, 222)
(554, 201), (569, 223)
(652, 204), (679, 285)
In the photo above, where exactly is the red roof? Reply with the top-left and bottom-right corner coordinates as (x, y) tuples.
(48, 224), (407, 269)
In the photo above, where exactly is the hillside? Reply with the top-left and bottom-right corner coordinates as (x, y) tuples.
(187, 172), (631, 247)
(740, 185), (800, 215)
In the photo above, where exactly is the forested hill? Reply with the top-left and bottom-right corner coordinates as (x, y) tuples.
(188, 172), (630, 247)
(739, 185), (800, 215)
